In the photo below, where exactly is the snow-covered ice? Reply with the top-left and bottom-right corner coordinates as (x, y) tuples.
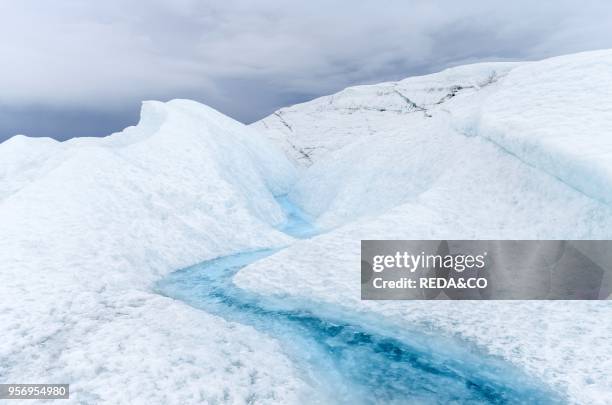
(235, 216), (612, 404)
(0, 100), (305, 403)
(459, 50), (612, 205)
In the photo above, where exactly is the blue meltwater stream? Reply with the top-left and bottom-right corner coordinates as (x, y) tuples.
(156, 196), (564, 404)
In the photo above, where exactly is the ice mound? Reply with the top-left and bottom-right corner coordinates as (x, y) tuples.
(457, 50), (612, 205)
(0, 100), (304, 403)
(255, 51), (612, 233)
(0, 135), (63, 200)
(1, 99), (297, 283)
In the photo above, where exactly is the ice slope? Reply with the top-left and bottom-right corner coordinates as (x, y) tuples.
(252, 61), (520, 165)
(285, 114), (612, 233)
(0, 100), (306, 403)
(456, 50), (612, 205)
(239, 50), (612, 403)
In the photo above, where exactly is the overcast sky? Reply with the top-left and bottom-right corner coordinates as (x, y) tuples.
(1, 0), (612, 141)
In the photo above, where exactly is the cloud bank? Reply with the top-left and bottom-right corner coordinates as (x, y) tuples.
(1, 0), (612, 140)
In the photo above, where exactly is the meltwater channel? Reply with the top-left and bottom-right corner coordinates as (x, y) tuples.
(156, 196), (564, 404)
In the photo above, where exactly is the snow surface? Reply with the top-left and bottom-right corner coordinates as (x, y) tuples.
(252, 61), (520, 165)
(238, 50), (612, 404)
(235, 216), (612, 404)
(2, 50), (612, 404)
(458, 50), (612, 206)
(0, 100), (306, 404)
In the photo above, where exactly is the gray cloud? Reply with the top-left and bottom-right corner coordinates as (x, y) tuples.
(1, 0), (612, 140)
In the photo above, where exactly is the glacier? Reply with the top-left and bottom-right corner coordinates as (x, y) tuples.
(242, 49), (612, 404)
(1, 50), (611, 404)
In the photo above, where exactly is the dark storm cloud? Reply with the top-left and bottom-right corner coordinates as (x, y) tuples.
(1, 0), (612, 140)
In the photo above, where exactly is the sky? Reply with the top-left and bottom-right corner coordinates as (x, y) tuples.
(1, 0), (612, 141)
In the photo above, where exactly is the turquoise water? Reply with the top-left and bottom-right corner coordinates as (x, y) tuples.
(274, 194), (320, 238)
(156, 196), (564, 404)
